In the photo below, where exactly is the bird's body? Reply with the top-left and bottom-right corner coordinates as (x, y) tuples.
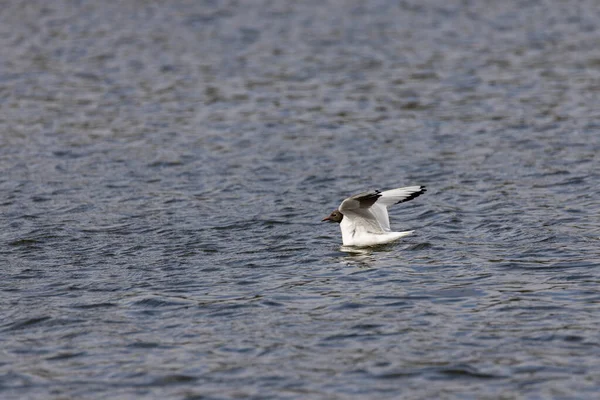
(322, 186), (426, 247)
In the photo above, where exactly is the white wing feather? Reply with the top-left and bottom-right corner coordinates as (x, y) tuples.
(339, 186), (425, 232)
(377, 186), (426, 206)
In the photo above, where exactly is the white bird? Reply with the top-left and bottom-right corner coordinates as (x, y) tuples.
(322, 186), (426, 246)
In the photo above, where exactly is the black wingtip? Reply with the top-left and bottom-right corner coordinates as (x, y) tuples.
(396, 185), (427, 204)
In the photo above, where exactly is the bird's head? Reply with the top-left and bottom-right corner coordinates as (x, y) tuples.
(322, 210), (343, 223)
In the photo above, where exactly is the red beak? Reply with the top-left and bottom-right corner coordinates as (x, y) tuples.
(322, 216), (331, 222)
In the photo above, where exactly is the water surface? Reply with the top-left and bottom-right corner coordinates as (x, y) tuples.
(1, 0), (600, 399)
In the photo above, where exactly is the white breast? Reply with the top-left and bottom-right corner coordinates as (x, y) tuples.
(339, 217), (412, 246)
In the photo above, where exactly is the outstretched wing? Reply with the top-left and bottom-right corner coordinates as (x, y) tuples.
(339, 190), (382, 211)
(372, 186), (426, 231)
(339, 186), (426, 232)
(377, 186), (426, 206)
(339, 190), (385, 232)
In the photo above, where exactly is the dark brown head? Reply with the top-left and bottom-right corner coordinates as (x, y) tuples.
(322, 210), (343, 223)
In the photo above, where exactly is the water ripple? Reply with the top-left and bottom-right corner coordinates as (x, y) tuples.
(1, 0), (600, 399)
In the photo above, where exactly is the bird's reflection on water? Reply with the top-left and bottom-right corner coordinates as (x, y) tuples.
(337, 243), (406, 268)
(336, 246), (374, 268)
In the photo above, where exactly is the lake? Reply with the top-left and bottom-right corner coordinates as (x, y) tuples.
(1, 0), (600, 398)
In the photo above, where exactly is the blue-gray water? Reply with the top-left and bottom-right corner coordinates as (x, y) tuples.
(2, 1), (600, 399)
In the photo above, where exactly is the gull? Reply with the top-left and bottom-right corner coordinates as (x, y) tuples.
(322, 186), (426, 246)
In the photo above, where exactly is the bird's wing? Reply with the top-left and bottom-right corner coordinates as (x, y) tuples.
(339, 186), (426, 232)
(370, 203), (392, 232)
(339, 190), (381, 211)
(377, 186), (427, 206)
(339, 190), (385, 232)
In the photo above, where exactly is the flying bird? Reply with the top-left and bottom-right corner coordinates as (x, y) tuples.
(322, 186), (426, 246)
